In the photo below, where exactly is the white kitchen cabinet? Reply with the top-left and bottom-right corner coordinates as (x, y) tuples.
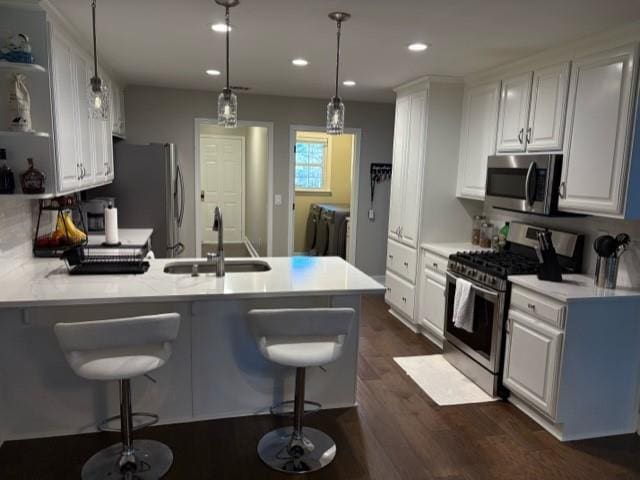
(388, 90), (424, 247)
(527, 62), (570, 152)
(109, 79), (126, 138)
(496, 72), (533, 153)
(559, 44), (638, 216)
(456, 81), (500, 200)
(50, 22), (115, 194)
(503, 309), (563, 419)
(385, 270), (416, 320)
(51, 31), (81, 193)
(399, 90), (427, 247)
(388, 95), (409, 241)
(420, 270), (446, 342)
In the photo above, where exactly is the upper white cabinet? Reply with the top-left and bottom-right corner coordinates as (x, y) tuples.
(496, 63), (570, 153)
(559, 44), (638, 217)
(109, 79), (126, 138)
(50, 31), (80, 193)
(388, 89), (426, 248)
(388, 95), (410, 241)
(496, 72), (533, 152)
(51, 26), (114, 193)
(456, 81), (501, 200)
(527, 63), (571, 151)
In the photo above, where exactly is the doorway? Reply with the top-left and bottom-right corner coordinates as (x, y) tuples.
(288, 126), (360, 264)
(195, 119), (274, 258)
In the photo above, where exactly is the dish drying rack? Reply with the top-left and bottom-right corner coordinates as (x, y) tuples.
(61, 245), (150, 275)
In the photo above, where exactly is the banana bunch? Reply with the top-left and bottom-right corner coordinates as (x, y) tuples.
(50, 211), (86, 245)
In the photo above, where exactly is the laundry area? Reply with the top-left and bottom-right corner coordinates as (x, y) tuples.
(293, 131), (354, 259)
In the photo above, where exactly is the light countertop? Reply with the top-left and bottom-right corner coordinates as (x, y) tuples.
(0, 256), (385, 308)
(421, 242), (491, 258)
(509, 274), (640, 303)
(87, 228), (153, 247)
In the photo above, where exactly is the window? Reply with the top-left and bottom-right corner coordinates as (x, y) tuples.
(295, 138), (330, 191)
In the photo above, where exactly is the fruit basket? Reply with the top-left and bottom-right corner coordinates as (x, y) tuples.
(33, 194), (88, 258)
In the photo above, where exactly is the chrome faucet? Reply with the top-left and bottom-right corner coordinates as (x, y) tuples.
(206, 206), (225, 277)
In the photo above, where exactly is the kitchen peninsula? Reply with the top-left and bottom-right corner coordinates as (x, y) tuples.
(0, 256), (383, 444)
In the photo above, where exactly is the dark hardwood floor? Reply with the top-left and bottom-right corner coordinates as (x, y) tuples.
(2, 294), (640, 479)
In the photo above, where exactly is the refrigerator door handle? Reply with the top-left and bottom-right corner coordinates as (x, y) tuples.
(176, 163), (185, 228)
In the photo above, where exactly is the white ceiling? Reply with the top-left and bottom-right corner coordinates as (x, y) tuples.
(50, 0), (640, 103)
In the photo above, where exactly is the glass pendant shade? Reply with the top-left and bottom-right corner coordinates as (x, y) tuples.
(88, 77), (109, 120)
(326, 96), (345, 135)
(218, 88), (238, 128)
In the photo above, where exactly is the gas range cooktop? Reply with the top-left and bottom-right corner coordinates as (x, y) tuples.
(447, 222), (584, 291)
(450, 250), (539, 278)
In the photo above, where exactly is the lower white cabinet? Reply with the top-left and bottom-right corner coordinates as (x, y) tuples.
(419, 270), (446, 341)
(385, 270), (415, 320)
(386, 239), (418, 283)
(503, 308), (563, 419)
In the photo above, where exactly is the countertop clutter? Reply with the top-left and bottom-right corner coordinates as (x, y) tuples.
(0, 256), (384, 308)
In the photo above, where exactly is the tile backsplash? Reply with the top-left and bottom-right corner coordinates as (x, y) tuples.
(485, 206), (640, 289)
(0, 198), (36, 273)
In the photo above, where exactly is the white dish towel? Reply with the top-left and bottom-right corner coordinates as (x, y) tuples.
(453, 278), (475, 332)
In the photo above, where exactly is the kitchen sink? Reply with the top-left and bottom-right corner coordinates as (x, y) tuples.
(163, 259), (271, 274)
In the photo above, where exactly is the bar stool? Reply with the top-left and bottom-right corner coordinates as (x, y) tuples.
(248, 307), (355, 474)
(54, 312), (181, 480)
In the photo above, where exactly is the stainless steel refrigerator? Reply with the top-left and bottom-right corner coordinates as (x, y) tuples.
(91, 142), (185, 258)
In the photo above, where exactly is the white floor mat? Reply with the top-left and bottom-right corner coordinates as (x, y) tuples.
(393, 354), (497, 406)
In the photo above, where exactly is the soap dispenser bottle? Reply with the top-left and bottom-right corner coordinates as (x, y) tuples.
(0, 148), (16, 194)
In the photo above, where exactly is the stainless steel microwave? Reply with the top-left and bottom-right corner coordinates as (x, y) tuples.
(485, 154), (563, 215)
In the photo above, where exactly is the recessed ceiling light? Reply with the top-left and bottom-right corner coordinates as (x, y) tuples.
(343, 80), (356, 87)
(206, 69), (221, 76)
(408, 42), (429, 52)
(211, 23), (232, 33)
(292, 58), (309, 67)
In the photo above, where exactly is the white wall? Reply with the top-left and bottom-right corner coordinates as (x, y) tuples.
(245, 126), (269, 256)
(0, 198), (36, 275)
(124, 86), (395, 276)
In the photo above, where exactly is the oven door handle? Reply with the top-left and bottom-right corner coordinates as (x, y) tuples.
(446, 271), (499, 298)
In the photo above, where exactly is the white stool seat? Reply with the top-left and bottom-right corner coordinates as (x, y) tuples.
(66, 344), (172, 381)
(258, 336), (346, 368)
(248, 308), (355, 368)
(55, 313), (180, 381)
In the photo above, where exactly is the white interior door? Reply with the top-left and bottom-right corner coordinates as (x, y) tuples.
(200, 135), (244, 244)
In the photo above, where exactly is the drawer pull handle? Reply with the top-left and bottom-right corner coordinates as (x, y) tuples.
(527, 303), (536, 311)
(402, 297), (407, 303)
(388, 254), (394, 259)
(432, 262), (438, 268)
(403, 261), (409, 267)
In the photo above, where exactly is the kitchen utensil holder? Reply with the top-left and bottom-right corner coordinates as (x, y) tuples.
(594, 256), (619, 289)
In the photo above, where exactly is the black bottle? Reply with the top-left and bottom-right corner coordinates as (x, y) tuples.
(0, 149), (16, 194)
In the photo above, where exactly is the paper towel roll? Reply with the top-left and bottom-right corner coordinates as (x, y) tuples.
(104, 204), (119, 245)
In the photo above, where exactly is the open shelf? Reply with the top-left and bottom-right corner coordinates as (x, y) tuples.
(0, 193), (55, 200)
(0, 60), (47, 73)
(0, 130), (50, 138)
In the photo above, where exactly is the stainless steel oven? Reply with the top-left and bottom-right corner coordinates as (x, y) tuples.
(485, 154), (562, 215)
(443, 271), (507, 397)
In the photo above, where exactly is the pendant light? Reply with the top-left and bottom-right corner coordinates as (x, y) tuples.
(326, 12), (350, 135)
(216, 0), (239, 128)
(88, 0), (109, 120)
